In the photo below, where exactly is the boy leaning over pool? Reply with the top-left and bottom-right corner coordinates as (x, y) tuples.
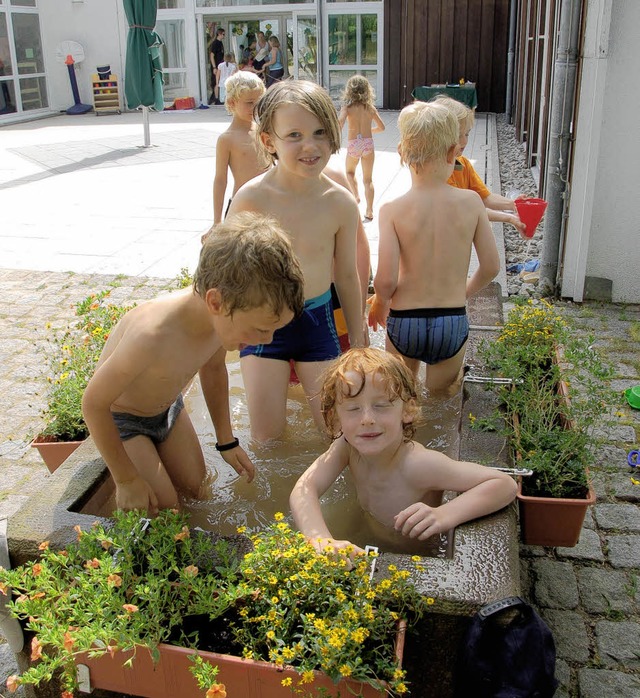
(82, 212), (305, 515)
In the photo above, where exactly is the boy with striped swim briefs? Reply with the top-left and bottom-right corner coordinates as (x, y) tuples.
(368, 101), (500, 395)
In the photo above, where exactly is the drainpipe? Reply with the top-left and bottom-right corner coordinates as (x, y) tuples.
(505, 0), (518, 121)
(316, 0), (324, 88)
(539, 0), (583, 296)
(0, 518), (24, 653)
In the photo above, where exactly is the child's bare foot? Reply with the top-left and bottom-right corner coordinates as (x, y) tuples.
(364, 212), (374, 222)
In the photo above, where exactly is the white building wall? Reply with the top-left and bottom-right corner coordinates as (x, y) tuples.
(583, 0), (640, 302)
(40, 0), (126, 113)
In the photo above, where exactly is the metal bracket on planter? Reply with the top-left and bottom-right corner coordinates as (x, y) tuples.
(463, 374), (521, 385)
(76, 663), (92, 693)
(364, 545), (379, 582)
(478, 595), (526, 619)
(490, 466), (534, 477)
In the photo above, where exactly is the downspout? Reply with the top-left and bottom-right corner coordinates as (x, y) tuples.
(316, 0), (324, 88)
(539, 0), (583, 296)
(505, 0), (518, 120)
(0, 518), (24, 653)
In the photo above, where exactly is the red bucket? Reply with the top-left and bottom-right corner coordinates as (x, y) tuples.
(515, 197), (547, 238)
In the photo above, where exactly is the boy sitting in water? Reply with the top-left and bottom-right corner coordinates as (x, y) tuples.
(212, 71), (267, 225)
(368, 101), (500, 394)
(82, 213), (305, 514)
(290, 348), (516, 556)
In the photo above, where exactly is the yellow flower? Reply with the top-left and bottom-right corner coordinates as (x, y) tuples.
(236, 526), (247, 534)
(274, 512), (284, 521)
(426, 597), (435, 605)
(281, 677), (292, 687)
(339, 664), (352, 677)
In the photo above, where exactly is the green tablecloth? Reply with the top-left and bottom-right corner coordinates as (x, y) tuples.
(412, 85), (478, 109)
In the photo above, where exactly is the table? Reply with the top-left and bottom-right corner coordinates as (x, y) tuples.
(412, 84), (478, 109)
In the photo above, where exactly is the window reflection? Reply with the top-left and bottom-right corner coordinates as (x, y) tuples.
(0, 79), (16, 114)
(13, 12), (44, 74)
(19, 75), (47, 110)
(0, 13), (12, 75)
(361, 14), (377, 65)
(328, 15), (355, 66)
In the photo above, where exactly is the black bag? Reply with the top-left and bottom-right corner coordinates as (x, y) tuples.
(454, 596), (559, 698)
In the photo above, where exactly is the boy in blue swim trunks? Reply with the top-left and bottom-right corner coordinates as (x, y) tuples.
(228, 80), (366, 441)
(368, 101), (500, 394)
(82, 213), (304, 514)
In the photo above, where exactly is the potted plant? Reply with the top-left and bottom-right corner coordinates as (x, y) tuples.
(31, 290), (132, 472)
(0, 510), (426, 697)
(475, 299), (615, 546)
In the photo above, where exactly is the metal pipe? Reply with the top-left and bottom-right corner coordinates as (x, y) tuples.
(316, 0), (324, 88)
(0, 518), (24, 652)
(505, 0), (518, 120)
(539, 0), (582, 295)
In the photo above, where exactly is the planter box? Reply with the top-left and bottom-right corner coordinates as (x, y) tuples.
(517, 478), (595, 547)
(79, 623), (406, 698)
(30, 436), (85, 473)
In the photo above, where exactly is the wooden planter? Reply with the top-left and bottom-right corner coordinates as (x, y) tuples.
(30, 436), (85, 473)
(79, 622), (406, 698)
(517, 478), (595, 547)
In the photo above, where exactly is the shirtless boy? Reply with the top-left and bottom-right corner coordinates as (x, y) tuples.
(368, 101), (500, 393)
(228, 80), (365, 441)
(290, 348), (516, 557)
(212, 71), (266, 224)
(82, 213), (304, 514)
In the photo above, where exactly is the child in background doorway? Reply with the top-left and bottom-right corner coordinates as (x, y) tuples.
(228, 80), (365, 442)
(290, 348), (516, 557)
(82, 213), (305, 514)
(212, 71), (266, 225)
(368, 101), (500, 394)
(433, 95), (526, 235)
(216, 52), (238, 104)
(338, 75), (386, 221)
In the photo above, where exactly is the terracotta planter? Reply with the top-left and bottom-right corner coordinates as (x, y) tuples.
(517, 478), (595, 547)
(79, 622), (406, 698)
(30, 436), (85, 473)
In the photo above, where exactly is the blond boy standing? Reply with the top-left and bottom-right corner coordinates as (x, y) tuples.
(213, 72), (267, 224)
(368, 101), (500, 393)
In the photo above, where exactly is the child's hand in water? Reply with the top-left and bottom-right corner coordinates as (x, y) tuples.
(220, 444), (255, 483)
(394, 503), (449, 540)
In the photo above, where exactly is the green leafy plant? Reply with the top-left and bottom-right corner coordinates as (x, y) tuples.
(38, 290), (133, 442)
(478, 299), (615, 499)
(0, 511), (428, 697)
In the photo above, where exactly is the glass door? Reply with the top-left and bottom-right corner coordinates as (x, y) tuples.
(290, 12), (316, 82)
(0, 3), (48, 117)
(324, 7), (382, 105)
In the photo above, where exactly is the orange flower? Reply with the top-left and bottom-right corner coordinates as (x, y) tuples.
(32, 592), (45, 599)
(38, 541), (50, 551)
(63, 631), (75, 652)
(107, 574), (123, 587)
(74, 525), (83, 540)
(0, 582), (8, 596)
(30, 637), (43, 661)
(184, 565), (198, 577)
(85, 558), (100, 569)
(6, 675), (19, 693)
(62, 691), (74, 698)
(174, 526), (190, 541)
(107, 644), (117, 658)
(122, 604), (139, 614)
(206, 684), (227, 697)
(32, 563), (42, 576)
(101, 539), (113, 550)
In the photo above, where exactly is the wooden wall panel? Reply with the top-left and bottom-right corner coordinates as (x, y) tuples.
(384, 0), (510, 111)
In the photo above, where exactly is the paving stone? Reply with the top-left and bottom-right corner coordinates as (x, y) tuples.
(595, 620), (640, 668)
(607, 535), (640, 568)
(0, 642), (24, 697)
(594, 503), (640, 531)
(578, 668), (640, 697)
(593, 444), (631, 469)
(557, 528), (604, 562)
(583, 506), (595, 529)
(554, 658), (571, 689)
(542, 609), (590, 663)
(532, 559), (579, 609)
(591, 471), (608, 499)
(609, 472), (640, 502)
(519, 543), (548, 557)
(593, 424), (637, 442)
(0, 495), (29, 520)
(578, 567), (637, 614)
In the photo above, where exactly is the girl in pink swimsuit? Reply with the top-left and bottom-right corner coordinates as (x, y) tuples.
(338, 75), (385, 221)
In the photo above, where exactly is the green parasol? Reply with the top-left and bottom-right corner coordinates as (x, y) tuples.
(123, 0), (164, 146)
